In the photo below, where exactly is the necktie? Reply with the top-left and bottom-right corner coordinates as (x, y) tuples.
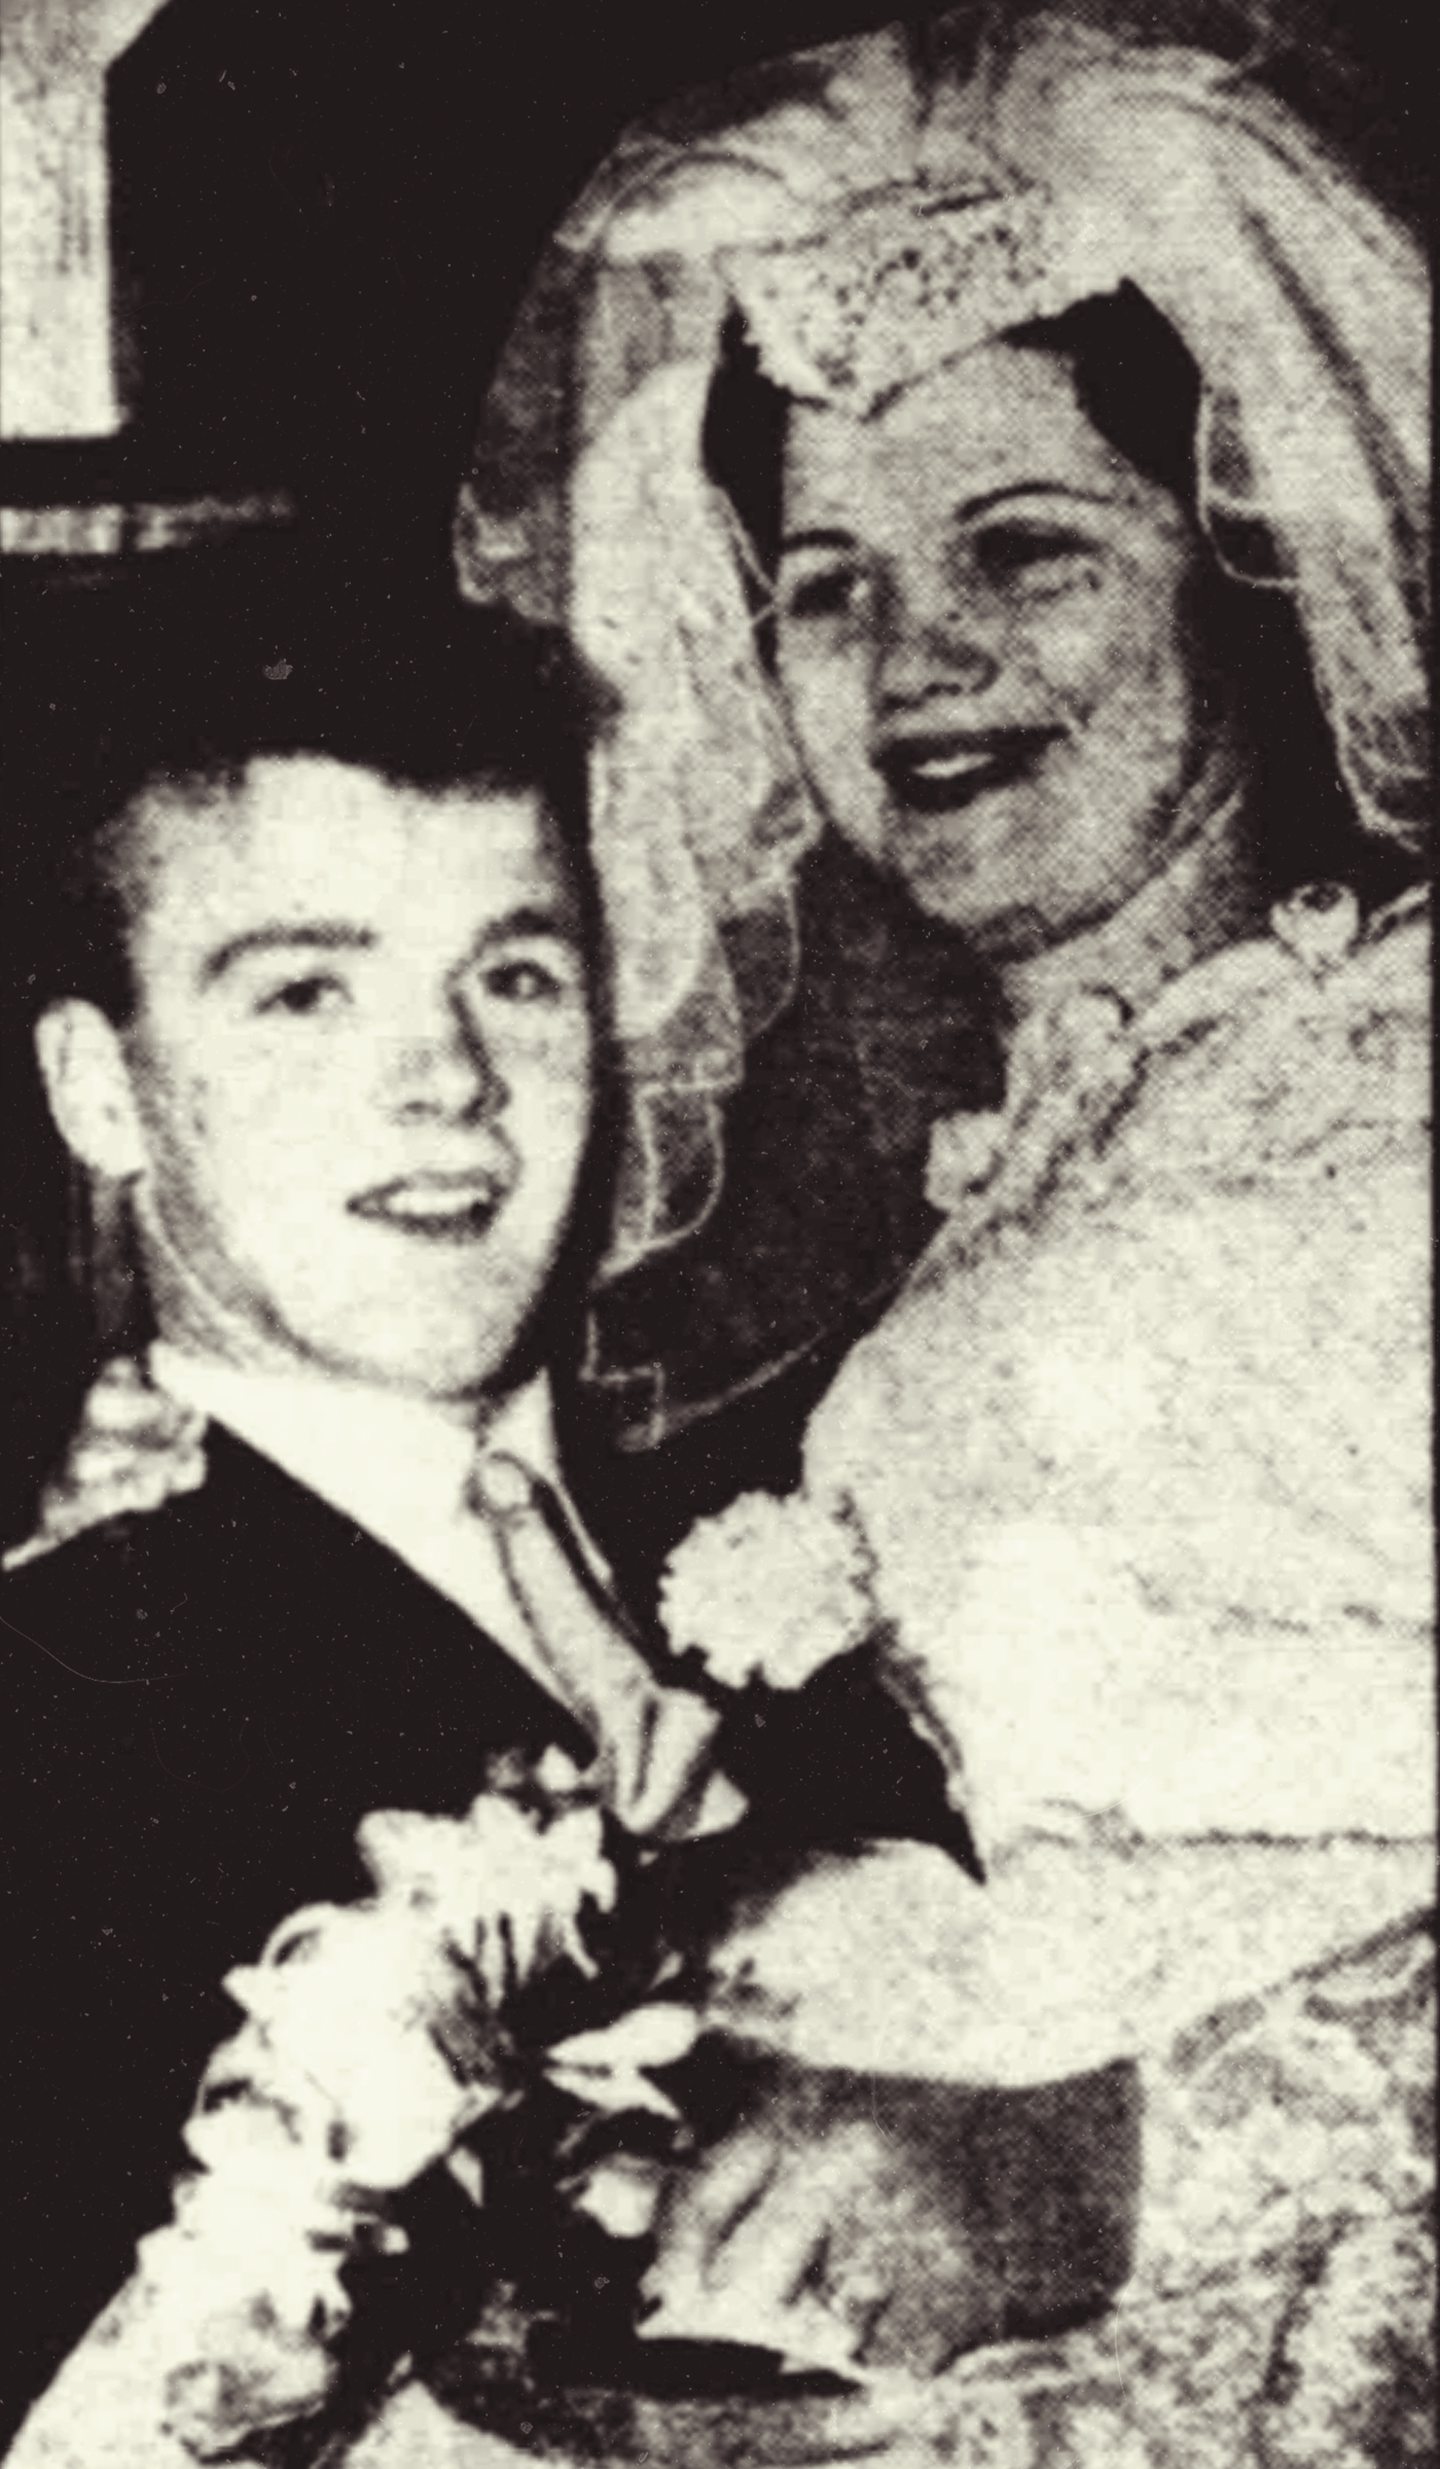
(469, 1451), (746, 1844)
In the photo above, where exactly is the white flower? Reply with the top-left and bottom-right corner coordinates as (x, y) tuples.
(124, 1791), (623, 2459)
(353, 1793), (615, 1997)
(206, 1797), (617, 2197)
(659, 1489), (876, 1692)
(565, 2152), (668, 2242)
(545, 2001), (700, 2119)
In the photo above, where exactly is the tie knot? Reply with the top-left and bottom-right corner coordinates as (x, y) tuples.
(469, 1449), (539, 1521)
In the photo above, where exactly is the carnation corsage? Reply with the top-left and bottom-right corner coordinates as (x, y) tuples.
(658, 1486), (969, 1826)
(658, 1489), (878, 1694)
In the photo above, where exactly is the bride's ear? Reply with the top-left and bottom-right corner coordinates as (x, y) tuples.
(34, 999), (148, 1182)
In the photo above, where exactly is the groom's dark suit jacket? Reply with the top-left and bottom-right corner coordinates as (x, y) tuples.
(1, 1367), (968, 2428)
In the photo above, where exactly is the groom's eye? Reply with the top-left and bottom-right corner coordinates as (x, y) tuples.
(254, 973), (350, 1019)
(475, 946), (582, 1006)
(488, 961), (559, 1002)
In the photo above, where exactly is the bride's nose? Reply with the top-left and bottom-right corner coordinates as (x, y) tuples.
(874, 562), (1001, 711)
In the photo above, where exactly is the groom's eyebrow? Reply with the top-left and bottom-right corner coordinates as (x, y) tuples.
(469, 904), (579, 953)
(200, 923), (376, 986)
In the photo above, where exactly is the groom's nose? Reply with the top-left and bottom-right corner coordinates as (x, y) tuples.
(384, 991), (506, 1126)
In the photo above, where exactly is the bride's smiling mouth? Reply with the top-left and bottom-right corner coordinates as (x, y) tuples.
(873, 727), (1064, 816)
(348, 1169), (511, 1243)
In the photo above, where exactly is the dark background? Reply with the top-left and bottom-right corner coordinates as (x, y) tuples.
(6, 0), (1429, 582)
(1, 0), (1430, 1532)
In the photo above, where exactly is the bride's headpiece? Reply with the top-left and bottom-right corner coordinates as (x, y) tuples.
(456, 12), (1428, 1279)
(724, 176), (1084, 417)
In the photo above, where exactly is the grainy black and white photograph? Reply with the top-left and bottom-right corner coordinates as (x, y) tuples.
(0, 0), (1431, 2460)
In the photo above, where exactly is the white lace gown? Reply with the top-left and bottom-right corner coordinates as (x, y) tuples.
(705, 886), (1433, 2461)
(797, 887), (1433, 2057)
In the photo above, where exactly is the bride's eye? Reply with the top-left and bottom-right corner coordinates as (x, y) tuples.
(971, 524), (1098, 595)
(777, 561), (872, 626)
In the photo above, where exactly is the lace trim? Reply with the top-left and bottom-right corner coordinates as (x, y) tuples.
(924, 879), (1380, 1240)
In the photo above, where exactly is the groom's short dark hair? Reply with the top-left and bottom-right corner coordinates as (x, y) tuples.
(32, 591), (609, 1026)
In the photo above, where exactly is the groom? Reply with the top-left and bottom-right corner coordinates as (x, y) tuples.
(1, 593), (969, 2426)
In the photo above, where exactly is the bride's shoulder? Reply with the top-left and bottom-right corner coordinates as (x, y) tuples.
(805, 881), (1430, 1489)
(1141, 878), (1427, 1056)
(1080, 879), (1430, 1201)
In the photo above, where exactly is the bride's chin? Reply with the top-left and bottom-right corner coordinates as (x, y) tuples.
(892, 866), (1059, 960)
(881, 822), (1053, 952)
(951, 899), (1058, 961)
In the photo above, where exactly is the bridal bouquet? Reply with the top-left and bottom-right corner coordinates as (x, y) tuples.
(17, 1775), (701, 2467)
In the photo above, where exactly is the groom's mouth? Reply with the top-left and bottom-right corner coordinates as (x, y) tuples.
(874, 727), (1061, 816)
(349, 1169), (510, 1243)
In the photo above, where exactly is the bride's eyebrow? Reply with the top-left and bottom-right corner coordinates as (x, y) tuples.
(781, 483), (1124, 559)
(779, 526), (858, 557)
(953, 482), (1124, 522)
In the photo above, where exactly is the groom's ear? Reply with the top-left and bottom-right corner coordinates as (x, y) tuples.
(34, 998), (149, 1182)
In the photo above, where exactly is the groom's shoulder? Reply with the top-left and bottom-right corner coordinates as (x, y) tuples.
(2, 1482), (227, 1695)
(0, 1429), (329, 1693)
(0, 1499), (217, 1832)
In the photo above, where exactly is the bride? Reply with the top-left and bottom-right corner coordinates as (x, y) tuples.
(455, 6), (1432, 2455)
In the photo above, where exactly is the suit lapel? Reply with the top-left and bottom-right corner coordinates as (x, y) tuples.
(156, 1424), (598, 1798)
